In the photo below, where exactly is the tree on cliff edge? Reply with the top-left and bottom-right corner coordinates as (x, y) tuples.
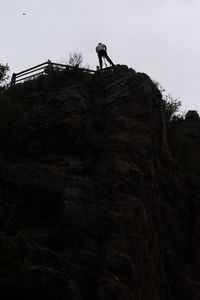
(0, 63), (9, 87)
(155, 82), (182, 121)
(162, 94), (182, 121)
(68, 51), (83, 68)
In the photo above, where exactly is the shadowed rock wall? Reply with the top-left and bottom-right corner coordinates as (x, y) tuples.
(0, 66), (199, 299)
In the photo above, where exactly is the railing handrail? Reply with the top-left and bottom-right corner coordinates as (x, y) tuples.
(15, 72), (44, 83)
(15, 61), (49, 76)
(10, 60), (96, 86)
(16, 66), (48, 79)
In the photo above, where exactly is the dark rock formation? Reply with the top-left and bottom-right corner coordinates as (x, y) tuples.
(168, 115), (200, 300)
(185, 110), (200, 121)
(0, 65), (199, 299)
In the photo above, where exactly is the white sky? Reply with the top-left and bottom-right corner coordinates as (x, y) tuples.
(0, 0), (199, 112)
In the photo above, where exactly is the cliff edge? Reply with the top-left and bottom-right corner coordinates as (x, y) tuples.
(0, 66), (199, 300)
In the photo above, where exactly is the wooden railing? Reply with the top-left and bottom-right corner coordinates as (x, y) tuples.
(10, 60), (96, 86)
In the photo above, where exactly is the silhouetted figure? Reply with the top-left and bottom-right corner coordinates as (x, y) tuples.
(96, 43), (115, 70)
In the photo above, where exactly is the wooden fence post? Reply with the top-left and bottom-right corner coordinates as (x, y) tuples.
(11, 73), (16, 86)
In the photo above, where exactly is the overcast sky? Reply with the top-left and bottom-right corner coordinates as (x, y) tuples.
(0, 0), (199, 112)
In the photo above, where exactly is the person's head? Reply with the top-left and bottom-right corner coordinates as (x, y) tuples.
(98, 42), (102, 45)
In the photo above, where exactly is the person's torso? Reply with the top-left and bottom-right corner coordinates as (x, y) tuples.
(96, 44), (106, 52)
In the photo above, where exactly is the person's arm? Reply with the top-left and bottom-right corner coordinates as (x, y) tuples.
(104, 45), (107, 52)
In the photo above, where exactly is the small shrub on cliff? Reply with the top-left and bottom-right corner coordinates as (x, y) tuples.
(154, 82), (182, 121)
(68, 51), (83, 67)
(0, 63), (9, 84)
(0, 63), (9, 92)
(162, 94), (182, 121)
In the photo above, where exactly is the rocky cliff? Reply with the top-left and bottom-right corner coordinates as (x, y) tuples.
(0, 65), (199, 299)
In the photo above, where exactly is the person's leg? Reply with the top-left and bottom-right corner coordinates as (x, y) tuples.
(104, 53), (115, 67)
(98, 55), (103, 70)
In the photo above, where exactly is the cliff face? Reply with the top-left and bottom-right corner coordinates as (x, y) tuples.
(167, 117), (200, 299)
(0, 66), (199, 299)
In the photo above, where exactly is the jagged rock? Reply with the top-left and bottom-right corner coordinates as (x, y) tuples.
(185, 110), (200, 121)
(0, 66), (199, 299)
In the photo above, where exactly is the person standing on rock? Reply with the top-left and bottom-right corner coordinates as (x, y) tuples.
(96, 43), (115, 70)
